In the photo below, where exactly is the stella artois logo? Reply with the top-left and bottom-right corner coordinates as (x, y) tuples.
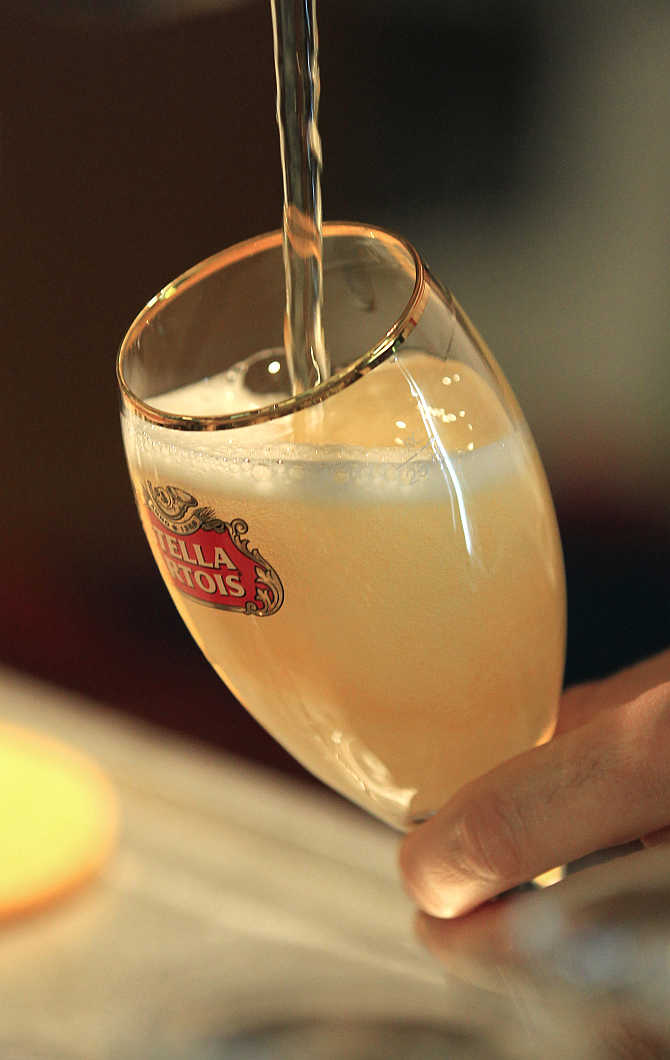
(143, 482), (284, 617)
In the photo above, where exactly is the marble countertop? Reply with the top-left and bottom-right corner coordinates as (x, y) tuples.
(0, 666), (514, 1059)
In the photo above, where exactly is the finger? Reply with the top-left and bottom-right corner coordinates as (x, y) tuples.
(415, 845), (670, 981)
(556, 648), (670, 735)
(399, 681), (670, 918)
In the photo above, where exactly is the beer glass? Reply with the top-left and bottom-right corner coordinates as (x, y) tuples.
(117, 222), (565, 831)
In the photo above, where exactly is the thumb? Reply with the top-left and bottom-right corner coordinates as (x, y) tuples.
(399, 681), (670, 918)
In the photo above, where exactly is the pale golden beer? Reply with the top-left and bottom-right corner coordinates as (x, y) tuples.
(122, 343), (565, 830)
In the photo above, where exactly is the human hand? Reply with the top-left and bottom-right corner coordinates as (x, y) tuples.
(399, 649), (670, 922)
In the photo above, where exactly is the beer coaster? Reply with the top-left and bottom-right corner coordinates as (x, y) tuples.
(0, 722), (118, 920)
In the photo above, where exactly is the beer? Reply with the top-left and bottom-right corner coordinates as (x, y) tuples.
(271, 0), (328, 391)
(123, 350), (565, 830)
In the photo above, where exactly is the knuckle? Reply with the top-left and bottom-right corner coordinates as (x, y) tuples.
(628, 680), (670, 798)
(650, 680), (670, 730)
(457, 791), (528, 887)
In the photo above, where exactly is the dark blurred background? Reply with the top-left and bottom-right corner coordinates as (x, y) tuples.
(1, 0), (669, 783)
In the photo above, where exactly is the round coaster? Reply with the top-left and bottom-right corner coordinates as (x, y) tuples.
(0, 722), (118, 920)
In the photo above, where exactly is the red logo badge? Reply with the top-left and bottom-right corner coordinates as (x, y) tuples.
(143, 482), (284, 617)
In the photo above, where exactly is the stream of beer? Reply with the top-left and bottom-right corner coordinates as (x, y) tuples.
(270, 0), (330, 393)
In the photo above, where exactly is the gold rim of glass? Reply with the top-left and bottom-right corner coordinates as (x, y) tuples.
(116, 221), (428, 432)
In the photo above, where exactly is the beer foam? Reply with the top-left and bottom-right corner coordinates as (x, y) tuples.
(147, 350), (511, 452)
(125, 350), (522, 494)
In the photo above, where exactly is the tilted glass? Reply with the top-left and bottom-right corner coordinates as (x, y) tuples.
(118, 222), (565, 830)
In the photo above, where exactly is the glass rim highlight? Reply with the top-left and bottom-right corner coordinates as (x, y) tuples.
(116, 221), (427, 432)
